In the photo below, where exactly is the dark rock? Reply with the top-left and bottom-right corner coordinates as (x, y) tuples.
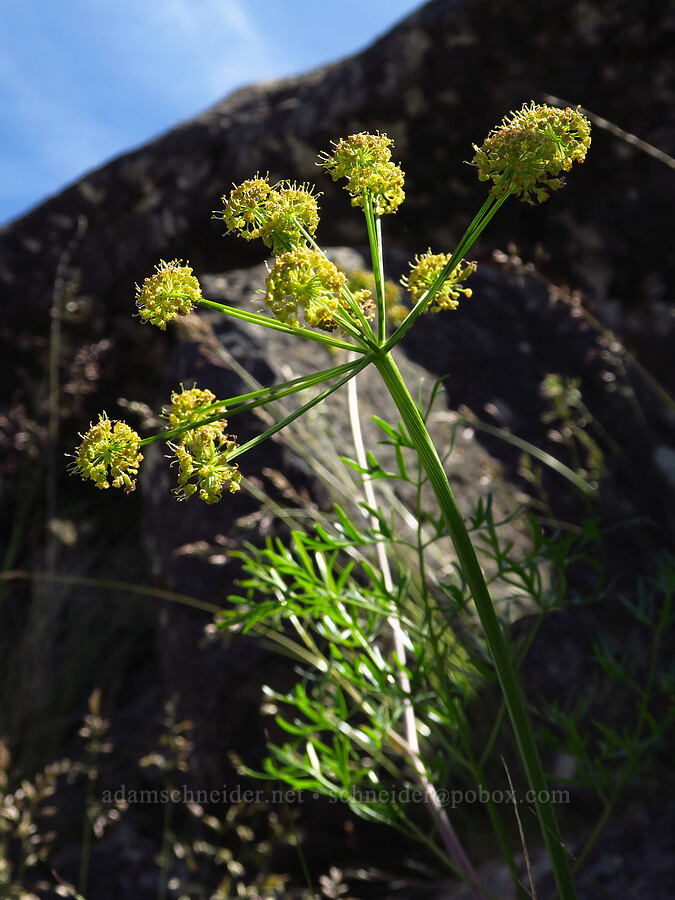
(1, 0), (673, 394)
(1, 1), (673, 897)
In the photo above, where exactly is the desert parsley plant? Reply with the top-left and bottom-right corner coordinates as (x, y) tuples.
(71, 102), (591, 898)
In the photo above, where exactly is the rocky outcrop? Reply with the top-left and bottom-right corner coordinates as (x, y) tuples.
(0, 1), (673, 897)
(2, 0), (673, 506)
(1, 0), (672, 517)
(2, 0), (673, 325)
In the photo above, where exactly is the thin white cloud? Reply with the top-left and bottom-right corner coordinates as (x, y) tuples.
(157, 0), (259, 43)
(103, 0), (287, 108)
(0, 0), (286, 221)
(0, 34), (118, 175)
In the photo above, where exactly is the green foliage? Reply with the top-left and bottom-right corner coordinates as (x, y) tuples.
(539, 554), (675, 869)
(218, 399), (610, 869)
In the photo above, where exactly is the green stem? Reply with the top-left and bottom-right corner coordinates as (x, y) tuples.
(336, 284), (379, 345)
(140, 359), (361, 446)
(362, 194), (387, 343)
(374, 351), (576, 900)
(347, 353), (480, 892)
(230, 353), (373, 460)
(413, 456), (526, 895)
(383, 194), (507, 353)
(299, 222), (379, 343)
(196, 297), (363, 352)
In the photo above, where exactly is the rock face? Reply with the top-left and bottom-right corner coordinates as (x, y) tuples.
(1, 0), (673, 500)
(2, 0), (673, 319)
(1, 0), (673, 533)
(0, 1), (673, 897)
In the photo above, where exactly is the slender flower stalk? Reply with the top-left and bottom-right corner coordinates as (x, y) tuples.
(382, 193), (509, 353)
(362, 194), (388, 343)
(195, 296), (365, 352)
(295, 220), (379, 344)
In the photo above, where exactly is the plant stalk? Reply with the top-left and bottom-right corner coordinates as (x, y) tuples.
(374, 350), (576, 900)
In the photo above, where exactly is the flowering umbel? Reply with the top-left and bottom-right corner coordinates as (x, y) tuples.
(264, 246), (347, 330)
(319, 132), (405, 215)
(135, 260), (202, 329)
(164, 385), (225, 438)
(403, 252), (477, 312)
(472, 103), (591, 203)
(71, 414), (143, 493)
(220, 175), (274, 240)
(164, 386), (241, 503)
(263, 181), (321, 253)
(170, 432), (242, 504)
(221, 176), (320, 253)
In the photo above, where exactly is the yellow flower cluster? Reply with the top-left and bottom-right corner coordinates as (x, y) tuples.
(164, 386), (224, 438)
(220, 176), (273, 240)
(171, 431), (242, 504)
(72, 414), (143, 493)
(319, 132), (405, 215)
(135, 260), (202, 329)
(221, 176), (320, 253)
(164, 386), (241, 504)
(472, 103), (591, 204)
(264, 246), (346, 330)
(403, 252), (477, 313)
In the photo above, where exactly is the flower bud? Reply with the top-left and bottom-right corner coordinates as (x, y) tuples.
(135, 260), (202, 329)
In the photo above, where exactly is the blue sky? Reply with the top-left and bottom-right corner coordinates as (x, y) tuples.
(0, 0), (422, 226)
